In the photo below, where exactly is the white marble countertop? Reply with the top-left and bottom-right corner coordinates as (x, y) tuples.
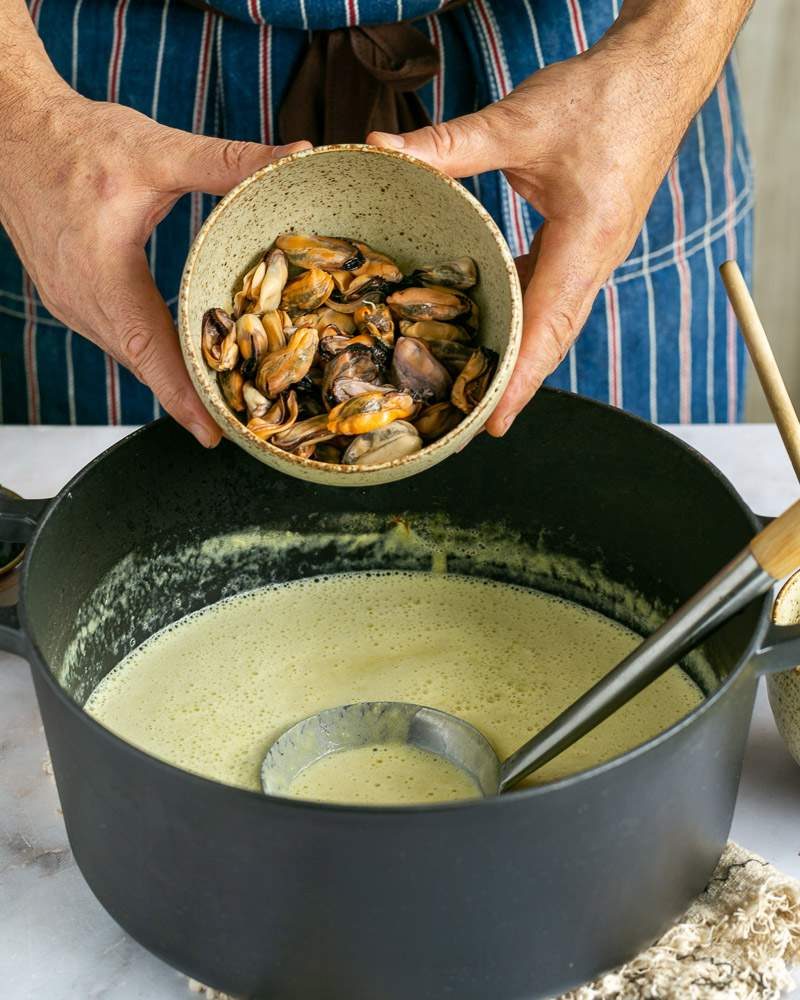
(1, 423), (799, 1000)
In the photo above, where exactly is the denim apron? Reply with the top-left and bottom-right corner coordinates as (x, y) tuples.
(0, 0), (753, 425)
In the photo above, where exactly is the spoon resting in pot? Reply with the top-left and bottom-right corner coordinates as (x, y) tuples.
(262, 500), (800, 799)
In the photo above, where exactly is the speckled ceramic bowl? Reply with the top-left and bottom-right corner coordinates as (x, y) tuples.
(179, 144), (523, 486)
(768, 571), (800, 767)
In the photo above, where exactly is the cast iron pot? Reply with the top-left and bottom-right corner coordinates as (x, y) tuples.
(2, 390), (798, 1000)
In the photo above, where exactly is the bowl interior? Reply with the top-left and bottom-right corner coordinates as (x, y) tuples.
(181, 146), (520, 481)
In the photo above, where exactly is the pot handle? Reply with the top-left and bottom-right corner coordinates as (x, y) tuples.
(0, 605), (24, 657)
(752, 622), (800, 675)
(747, 511), (800, 674)
(0, 492), (49, 657)
(0, 494), (49, 542)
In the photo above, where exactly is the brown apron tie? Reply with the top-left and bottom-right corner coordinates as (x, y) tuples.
(178, 0), (467, 147)
(279, 22), (440, 147)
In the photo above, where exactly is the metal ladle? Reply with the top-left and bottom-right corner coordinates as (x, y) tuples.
(262, 498), (800, 799)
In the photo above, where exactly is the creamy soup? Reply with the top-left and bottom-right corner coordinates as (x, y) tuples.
(287, 744), (483, 805)
(85, 571), (703, 803)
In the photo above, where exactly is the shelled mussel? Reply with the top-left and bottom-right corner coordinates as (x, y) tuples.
(201, 233), (497, 465)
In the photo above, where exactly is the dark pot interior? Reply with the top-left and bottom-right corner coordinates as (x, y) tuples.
(18, 389), (766, 1000)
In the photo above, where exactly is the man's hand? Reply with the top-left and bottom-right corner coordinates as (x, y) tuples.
(0, 0), (309, 445)
(369, 0), (752, 436)
(0, 85), (308, 445)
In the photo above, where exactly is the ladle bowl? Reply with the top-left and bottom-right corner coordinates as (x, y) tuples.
(261, 702), (501, 798)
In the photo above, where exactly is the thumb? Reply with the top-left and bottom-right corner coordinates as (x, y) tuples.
(368, 104), (514, 178)
(162, 131), (312, 196)
(485, 220), (605, 437)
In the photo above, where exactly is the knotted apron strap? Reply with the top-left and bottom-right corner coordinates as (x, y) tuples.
(279, 20), (440, 146)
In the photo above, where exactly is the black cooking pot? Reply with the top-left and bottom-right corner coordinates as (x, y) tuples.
(2, 390), (797, 1000)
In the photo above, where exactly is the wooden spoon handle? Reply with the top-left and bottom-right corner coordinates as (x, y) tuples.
(751, 498), (800, 580)
(721, 260), (800, 479)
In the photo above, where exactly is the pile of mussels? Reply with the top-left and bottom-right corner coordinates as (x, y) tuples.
(201, 234), (498, 466)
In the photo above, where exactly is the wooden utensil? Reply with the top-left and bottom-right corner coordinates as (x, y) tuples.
(721, 260), (800, 478)
(721, 264), (800, 769)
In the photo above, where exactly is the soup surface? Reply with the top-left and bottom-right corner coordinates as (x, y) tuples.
(85, 571), (702, 802)
(286, 744), (483, 805)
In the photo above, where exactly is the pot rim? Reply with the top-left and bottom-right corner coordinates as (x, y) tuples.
(19, 394), (768, 816)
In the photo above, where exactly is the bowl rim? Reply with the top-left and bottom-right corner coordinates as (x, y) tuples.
(178, 143), (524, 479)
(773, 569), (800, 625)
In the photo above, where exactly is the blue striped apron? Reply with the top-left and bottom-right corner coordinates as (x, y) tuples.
(0, 0), (753, 426)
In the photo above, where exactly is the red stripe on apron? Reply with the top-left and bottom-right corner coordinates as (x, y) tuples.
(108, 0), (129, 103)
(255, 25), (273, 143)
(191, 14), (214, 240)
(717, 75), (738, 423)
(263, 25), (273, 143)
(428, 16), (444, 124)
(192, 15), (213, 135)
(566, 0), (588, 53)
(667, 160), (693, 423)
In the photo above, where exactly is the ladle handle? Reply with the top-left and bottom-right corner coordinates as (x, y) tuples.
(500, 497), (800, 791)
(751, 498), (800, 580)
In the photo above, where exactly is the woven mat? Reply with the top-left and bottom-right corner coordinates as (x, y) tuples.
(188, 842), (800, 1000)
(557, 842), (800, 1000)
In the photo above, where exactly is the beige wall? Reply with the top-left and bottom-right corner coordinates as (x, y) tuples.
(736, 2), (800, 421)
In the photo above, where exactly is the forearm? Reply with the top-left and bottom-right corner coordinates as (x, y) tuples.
(600, 0), (753, 124)
(0, 0), (70, 127)
(0, 0), (77, 243)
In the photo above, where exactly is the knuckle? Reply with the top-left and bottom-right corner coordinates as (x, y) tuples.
(218, 139), (251, 174)
(425, 123), (458, 162)
(593, 213), (622, 248)
(157, 382), (194, 418)
(540, 309), (578, 361)
(587, 188), (638, 256)
(593, 216), (628, 258)
(89, 165), (124, 203)
(493, 95), (532, 134)
(516, 315), (573, 390)
(121, 323), (156, 369)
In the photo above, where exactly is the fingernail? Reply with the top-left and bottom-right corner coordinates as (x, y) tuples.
(501, 414), (516, 435)
(372, 132), (405, 150)
(190, 422), (215, 448)
(272, 143), (304, 158)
